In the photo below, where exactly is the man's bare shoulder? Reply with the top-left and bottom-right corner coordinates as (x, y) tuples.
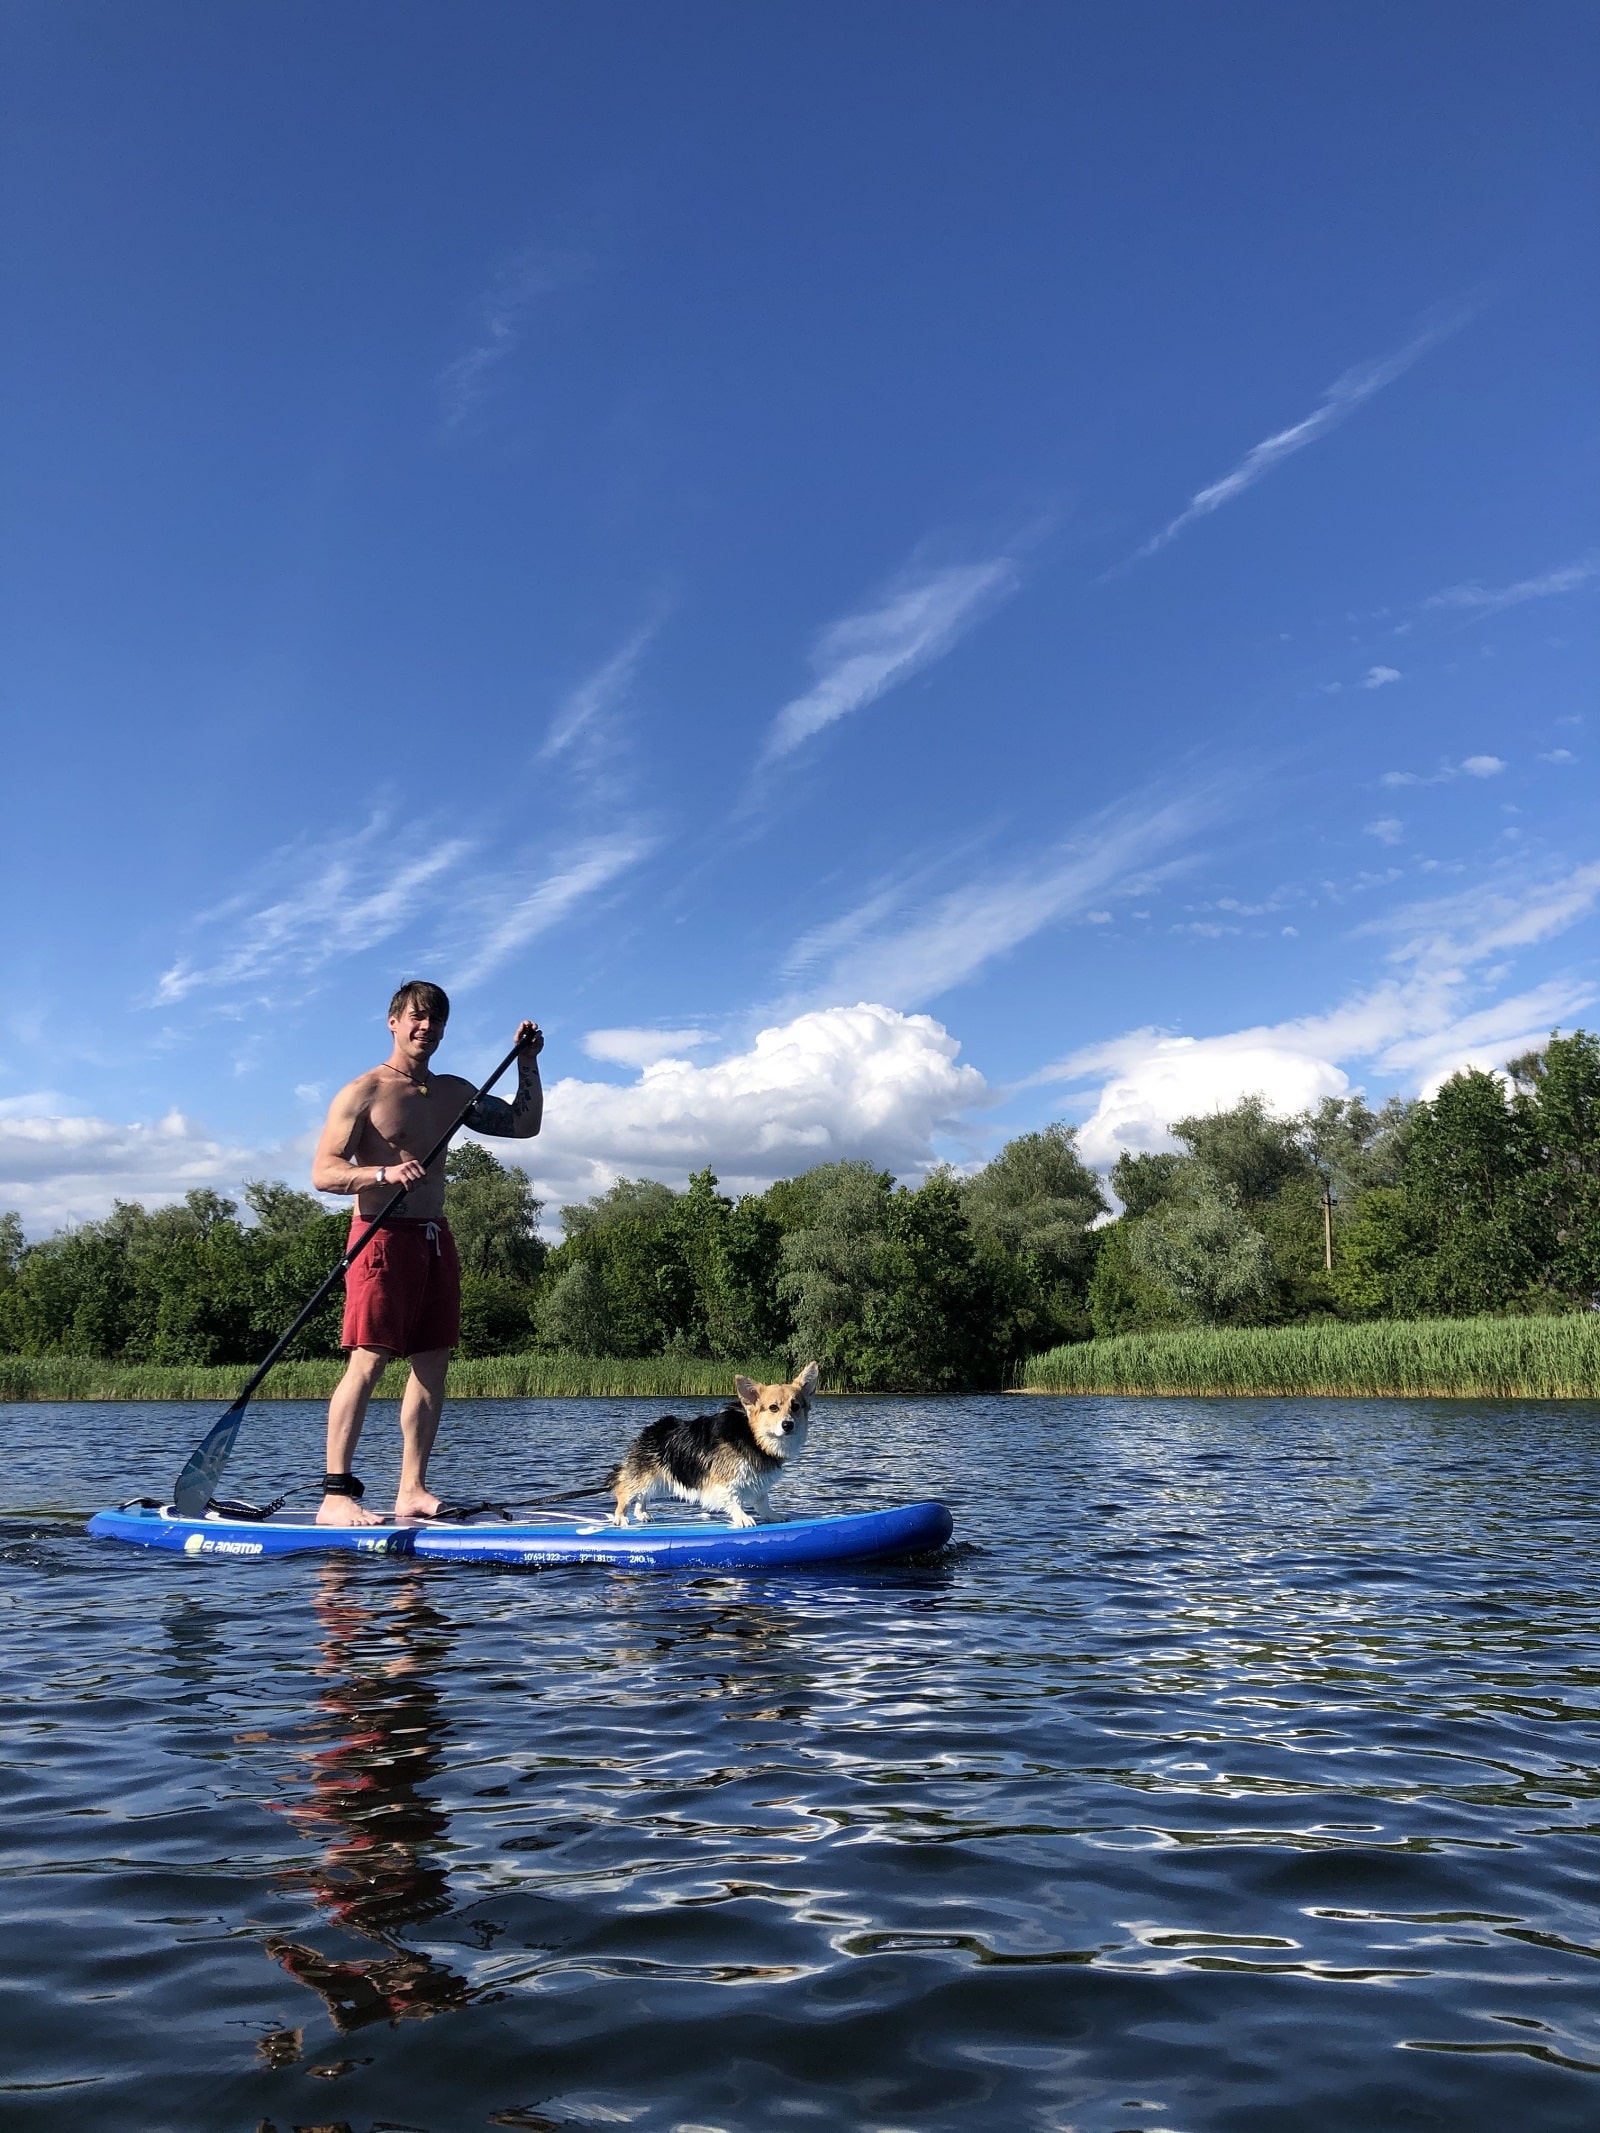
(329, 1067), (389, 1113)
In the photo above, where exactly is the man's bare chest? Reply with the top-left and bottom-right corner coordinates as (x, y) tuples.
(365, 1077), (455, 1153)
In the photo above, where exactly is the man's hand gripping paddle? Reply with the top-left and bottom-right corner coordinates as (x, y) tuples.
(171, 1036), (534, 1517)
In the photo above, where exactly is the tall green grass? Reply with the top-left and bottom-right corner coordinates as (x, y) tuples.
(0, 1353), (790, 1403)
(1019, 1314), (1600, 1399)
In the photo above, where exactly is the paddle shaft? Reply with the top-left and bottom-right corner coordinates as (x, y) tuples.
(170, 1038), (531, 1512)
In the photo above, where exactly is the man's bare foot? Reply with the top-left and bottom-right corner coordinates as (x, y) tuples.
(316, 1494), (385, 1527)
(394, 1489), (441, 1520)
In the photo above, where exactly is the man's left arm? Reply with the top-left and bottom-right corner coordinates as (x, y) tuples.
(464, 1021), (544, 1139)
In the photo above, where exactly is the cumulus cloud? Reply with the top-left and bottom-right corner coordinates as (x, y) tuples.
(1365, 818), (1405, 845)
(0, 1106), (272, 1233)
(761, 557), (1018, 763)
(505, 1002), (987, 1205)
(1136, 314), (1462, 559)
(1363, 664), (1402, 690)
(1461, 754), (1505, 778)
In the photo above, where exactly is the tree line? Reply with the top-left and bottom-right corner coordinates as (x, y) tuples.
(2, 1029), (1597, 1391)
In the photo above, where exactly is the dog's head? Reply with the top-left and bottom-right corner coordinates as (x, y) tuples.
(735, 1362), (818, 1458)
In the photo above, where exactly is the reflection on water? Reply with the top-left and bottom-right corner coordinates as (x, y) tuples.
(3, 1393), (1600, 2131)
(262, 1560), (473, 2032)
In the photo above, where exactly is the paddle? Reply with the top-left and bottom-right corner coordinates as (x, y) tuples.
(171, 1035), (534, 1517)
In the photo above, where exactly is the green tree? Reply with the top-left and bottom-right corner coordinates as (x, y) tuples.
(243, 1179), (326, 1233)
(962, 1123), (1107, 1355)
(1086, 1217), (1191, 1336)
(859, 1172), (1005, 1391)
(1109, 1150), (1185, 1217)
(1510, 1030), (1600, 1301)
(1128, 1189), (1276, 1324)
(445, 1143), (546, 1279)
(777, 1162), (894, 1384)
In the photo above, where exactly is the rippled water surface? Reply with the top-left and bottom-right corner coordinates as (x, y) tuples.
(4, 1393), (1600, 2131)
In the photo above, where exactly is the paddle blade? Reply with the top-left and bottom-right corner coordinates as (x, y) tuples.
(172, 1397), (249, 1517)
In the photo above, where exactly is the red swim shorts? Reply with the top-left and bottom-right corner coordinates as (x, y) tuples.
(341, 1217), (462, 1357)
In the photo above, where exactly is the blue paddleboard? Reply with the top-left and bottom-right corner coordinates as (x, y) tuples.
(85, 1499), (953, 1570)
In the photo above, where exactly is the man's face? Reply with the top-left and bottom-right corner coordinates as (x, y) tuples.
(390, 1005), (445, 1062)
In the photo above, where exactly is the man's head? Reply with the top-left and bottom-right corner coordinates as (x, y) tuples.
(388, 980), (450, 1064)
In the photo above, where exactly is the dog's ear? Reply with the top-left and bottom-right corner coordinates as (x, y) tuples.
(795, 1360), (819, 1399)
(734, 1375), (760, 1407)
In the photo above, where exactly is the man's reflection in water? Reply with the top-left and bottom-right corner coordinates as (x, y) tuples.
(264, 1559), (473, 2032)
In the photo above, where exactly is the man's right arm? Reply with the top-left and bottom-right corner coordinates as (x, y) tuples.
(311, 1077), (381, 1196)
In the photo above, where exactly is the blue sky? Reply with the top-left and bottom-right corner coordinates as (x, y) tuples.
(2, 2), (1596, 1230)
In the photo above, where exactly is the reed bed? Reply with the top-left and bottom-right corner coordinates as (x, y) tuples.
(1018, 1314), (1600, 1400)
(0, 1353), (789, 1403)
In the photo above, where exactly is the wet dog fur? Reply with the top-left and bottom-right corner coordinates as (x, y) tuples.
(610, 1364), (819, 1526)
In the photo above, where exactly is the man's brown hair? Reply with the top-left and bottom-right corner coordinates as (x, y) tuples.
(389, 979), (450, 1023)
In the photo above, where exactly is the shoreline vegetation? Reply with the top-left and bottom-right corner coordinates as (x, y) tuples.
(7, 1032), (1600, 1400)
(1018, 1314), (1600, 1400)
(5, 1317), (1600, 1401)
(0, 1353), (790, 1404)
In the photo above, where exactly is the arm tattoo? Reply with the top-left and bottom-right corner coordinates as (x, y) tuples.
(464, 1093), (516, 1136)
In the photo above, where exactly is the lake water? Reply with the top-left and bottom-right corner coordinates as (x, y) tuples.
(3, 1393), (1599, 2132)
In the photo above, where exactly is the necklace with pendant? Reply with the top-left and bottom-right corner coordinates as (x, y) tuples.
(387, 1064), (430, 1097)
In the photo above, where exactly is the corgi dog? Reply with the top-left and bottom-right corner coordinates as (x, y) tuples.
(610, 1363), (819, 1526)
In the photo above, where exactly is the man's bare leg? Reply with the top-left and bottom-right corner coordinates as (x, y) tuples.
(317, 1347), (393, 1526)
(395, 1347), (450, 1518)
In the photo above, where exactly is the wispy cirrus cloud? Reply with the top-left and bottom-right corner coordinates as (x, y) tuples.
(154, 822), (473, 1006)
(541, 613), (663, 796)
(760, 556), (1019, 765)
(1424, 554), (1598, 617)
(443, 832), (656, 992)
(1135, 313), (1465, 561)
(782, 787), (1222, 1008)
(440, 247), (585, 430)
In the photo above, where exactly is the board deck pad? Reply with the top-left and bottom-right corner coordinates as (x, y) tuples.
(86, 1499), (953, 1570)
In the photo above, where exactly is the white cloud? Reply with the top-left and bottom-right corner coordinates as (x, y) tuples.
(439, 249), (579, 429)
(761, 557), (1018, 763)
(583, 1027), (711, 1068)
(1540, 749), (1577, 764)
(542, 616), (660, 778)
(1136, 315), (1462, 559)
(1038, 858), (1600, 1163)
(1380, 755), (1505, 789)
(1063, 1029), (1352, 1166)
(510, 1002), (986, 1205)
(444, 833), (655, 992)
(1363, 664), (1402, 690)
(155, 822), (474, 1005)
(0, 1108), (270, 1233)
(1365, 818), (1405, 845)
(1424, 555), (1598, 617)
(782, 789), (1219, 1008)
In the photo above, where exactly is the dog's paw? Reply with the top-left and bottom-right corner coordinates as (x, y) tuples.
(727, 1509), (757, 1528)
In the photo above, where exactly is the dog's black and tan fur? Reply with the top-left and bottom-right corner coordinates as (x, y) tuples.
(610, 1364), (819, 1526)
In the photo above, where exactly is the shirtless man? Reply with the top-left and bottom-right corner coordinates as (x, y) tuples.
(309, 980), (544, 1527)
